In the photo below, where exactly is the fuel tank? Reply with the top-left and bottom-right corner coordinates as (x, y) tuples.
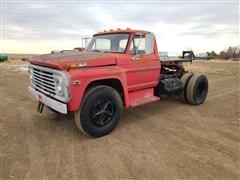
(154, 78), (184, 98)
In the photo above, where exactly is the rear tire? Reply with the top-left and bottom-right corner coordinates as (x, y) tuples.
(186, 73), (208, 105)
(180, 72), (193, 102)
(74, 85), (123, 137)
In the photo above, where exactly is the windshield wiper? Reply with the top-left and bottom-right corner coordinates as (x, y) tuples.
(92, 49), (105, 52)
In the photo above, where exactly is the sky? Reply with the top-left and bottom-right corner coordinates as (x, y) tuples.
(0, 0), (239, 55)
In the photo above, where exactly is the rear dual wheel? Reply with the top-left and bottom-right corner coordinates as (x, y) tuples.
(180, 72), (193, 102)
(181, 73), (208, 105)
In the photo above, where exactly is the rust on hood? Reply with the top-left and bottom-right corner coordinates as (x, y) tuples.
(29, 51), (117, 70)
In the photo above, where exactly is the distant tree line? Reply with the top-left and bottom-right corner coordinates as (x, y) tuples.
(206, 45), (240, 60)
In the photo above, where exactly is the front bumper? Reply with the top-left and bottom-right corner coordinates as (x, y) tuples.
(28, 86), (67, 114)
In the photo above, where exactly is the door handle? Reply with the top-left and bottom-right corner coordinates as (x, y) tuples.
(152, 57), (159, 61)
(131, 55), (141, 61)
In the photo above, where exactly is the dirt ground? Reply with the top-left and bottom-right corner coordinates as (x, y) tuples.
(0, 59), (239, 179)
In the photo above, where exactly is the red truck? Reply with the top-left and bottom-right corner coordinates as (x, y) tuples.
(28, 28), (208, 137)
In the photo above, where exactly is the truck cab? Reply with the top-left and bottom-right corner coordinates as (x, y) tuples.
(28, 28), (208, 137)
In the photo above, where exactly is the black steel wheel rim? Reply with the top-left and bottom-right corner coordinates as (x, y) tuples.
(90, 99), (115, 126)
(196, 82), (207, 100)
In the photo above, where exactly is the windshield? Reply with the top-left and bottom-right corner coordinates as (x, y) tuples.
(86, 33), (129, 53)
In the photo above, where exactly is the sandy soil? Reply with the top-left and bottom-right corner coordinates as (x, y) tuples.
(0, 59), (239, 179)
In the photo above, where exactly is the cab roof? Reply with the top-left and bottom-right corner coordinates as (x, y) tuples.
(94, 28), (148, 36)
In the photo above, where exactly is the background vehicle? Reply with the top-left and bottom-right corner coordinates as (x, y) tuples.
(28, 28), (208, 137)
(0, 55), (8, 62)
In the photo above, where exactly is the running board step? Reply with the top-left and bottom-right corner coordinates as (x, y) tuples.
(128, 88), (160, 108)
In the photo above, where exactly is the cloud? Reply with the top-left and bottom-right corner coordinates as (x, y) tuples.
(1, 0), (239, 53)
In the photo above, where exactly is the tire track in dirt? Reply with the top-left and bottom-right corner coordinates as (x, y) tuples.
(23, 114), (64, 179)
(59, 128), (78, 180)
(54, 122), (78, 180)
(208, 87), (240, 101)
(24, 112), (46, 180)
(41, 120), (65, 180)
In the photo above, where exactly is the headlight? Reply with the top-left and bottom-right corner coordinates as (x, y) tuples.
(56, 79), (63, 93)
(54, 76), (63, 95)
(29, 73), (33, 80)
(28, 67), (34, 83)
(29, 67), (33, 74)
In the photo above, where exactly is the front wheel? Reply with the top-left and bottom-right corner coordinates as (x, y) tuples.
(74, 86), (123, 137)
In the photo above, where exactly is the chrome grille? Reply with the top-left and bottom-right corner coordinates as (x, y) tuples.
(29, 64), (70, 103)
(32, 67), (56, 95)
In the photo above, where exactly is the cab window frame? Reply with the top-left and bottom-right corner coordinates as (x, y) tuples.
(89, 32), (131, 54)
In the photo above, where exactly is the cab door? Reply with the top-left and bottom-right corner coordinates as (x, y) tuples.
(126, 32), (160, 92)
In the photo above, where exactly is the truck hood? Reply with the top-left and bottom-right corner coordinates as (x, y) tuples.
(29, 51), (117, 70)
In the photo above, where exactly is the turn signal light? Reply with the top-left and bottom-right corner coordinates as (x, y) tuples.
(69, 63), (78, 69)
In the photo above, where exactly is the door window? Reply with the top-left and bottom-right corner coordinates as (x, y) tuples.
(130, 33), (154, 55)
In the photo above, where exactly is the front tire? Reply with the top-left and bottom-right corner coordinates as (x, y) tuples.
(74, 86), (123, 137)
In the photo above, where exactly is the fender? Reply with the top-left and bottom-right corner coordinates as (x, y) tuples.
(67, 66), (129, 112)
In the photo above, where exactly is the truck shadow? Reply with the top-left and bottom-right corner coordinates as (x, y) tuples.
(119, 98), (187, 128)
(33, 98), (190, 139)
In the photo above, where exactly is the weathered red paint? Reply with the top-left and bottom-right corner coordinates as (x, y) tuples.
(29, 52), (117, 70)
(128, 88), (160, 107)
(29, 29), (161, 112)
